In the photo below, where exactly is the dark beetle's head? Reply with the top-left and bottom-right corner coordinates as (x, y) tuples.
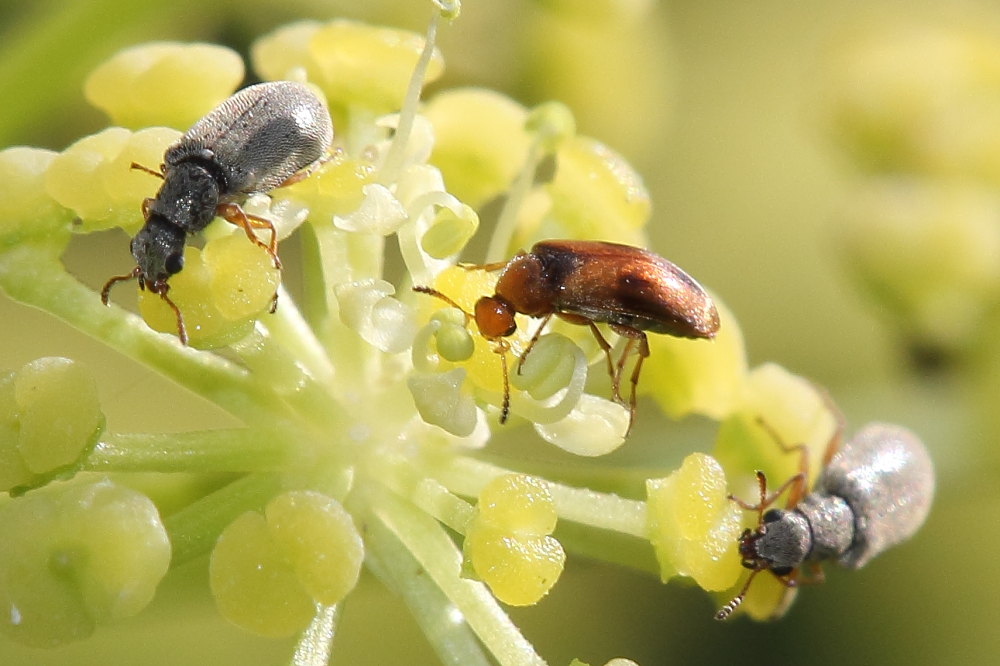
(101, 214), (190, 345)
(130, 215), (186, 288)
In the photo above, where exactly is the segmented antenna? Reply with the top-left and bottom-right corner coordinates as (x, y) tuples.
(715, 570), (760, 621)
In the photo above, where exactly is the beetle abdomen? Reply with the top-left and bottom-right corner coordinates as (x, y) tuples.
(819, 423), (935, 569)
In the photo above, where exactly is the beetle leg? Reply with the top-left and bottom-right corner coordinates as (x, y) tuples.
(577, 321), (617, 391)
(130, 162), (165, 179)
(793, 562), (825, 586)
(622, 333), (649, 434)
(277, 149), (339, 188)
(100, 265), (142, 305)
(754, 417), (810, 508)
(607, 325), (648, 432)
(516, 313), (554, 375)
(216, 203), (282, 270)
(729, 469), (807, 521)
(809, 382), (846, 467)
(459, 260), (512, 272)
(148, 281), (188, 346)
(460, 251), (527, 273)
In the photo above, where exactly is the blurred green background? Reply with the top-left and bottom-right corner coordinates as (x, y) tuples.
(1, 0), (997, 664)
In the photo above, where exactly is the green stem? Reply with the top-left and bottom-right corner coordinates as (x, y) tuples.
(368, 488), (545, 666)
(298, 223), (329, 332)
(0, 245), (290, 426)
(290, 604), (340, 666)
(261, 285), (336, 387)
(485, 138), (544, 263)
(162, 472), (284, 566)
(83, 430), (296, 473)
(554, 520), (659, 575)
(378, 12), (440, 184)
(436, 455), (649, 538)
(365, 514), (492, 666)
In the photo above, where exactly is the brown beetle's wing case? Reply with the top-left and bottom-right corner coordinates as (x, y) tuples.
(168, 81), (333, 194)
(533, 240), (720, 339)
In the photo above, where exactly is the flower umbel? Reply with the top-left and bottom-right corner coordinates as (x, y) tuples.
(0, 3), (932, 664)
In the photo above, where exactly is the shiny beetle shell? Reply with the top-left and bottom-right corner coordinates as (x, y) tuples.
(818, 423), (935, 569)
(101, 80), (333, 344)
(495, 240), (720, 338)
(166, 80), (333, 197)
(415, 239), (720, 432)
(716, 422), (935, 620)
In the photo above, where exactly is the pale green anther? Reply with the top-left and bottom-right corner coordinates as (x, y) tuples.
(0, 147), (70, 245)
(335, 279), (417, 354)
(264, 491), (364, 606)
(44, 127), (131, 228)
(0, 479), (170, 647)
(407, 368), (478, 437)
(434, 0), (462, 21)
(333, 183), (408, 236)
(430, 307), (468, 329)
(421, 203), (480, 258)
(435, 322), (475, 362)
(84, 43), (244, 129)
(534, 394), (627, 456)
(0, 372), (33, 492)
(14, 357), (103, 475)
(509, 333), (577, 400)
(526, 101), (576, 153)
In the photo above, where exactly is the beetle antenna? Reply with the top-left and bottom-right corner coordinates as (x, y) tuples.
(497, 339), (511, 423)
(129, 162), (165, 179)
(101, 266), (142, 305)
(412, 286), (472, 324)
(715, 570), (760, 621)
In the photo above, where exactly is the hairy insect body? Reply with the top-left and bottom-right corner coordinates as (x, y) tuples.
(102, 80), (333, 344)
(717, 422), (934, 620)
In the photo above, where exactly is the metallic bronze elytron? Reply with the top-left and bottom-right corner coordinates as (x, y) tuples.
(416, 239), (720, 431)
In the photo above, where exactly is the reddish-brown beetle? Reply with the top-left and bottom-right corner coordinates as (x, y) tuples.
(414, 239), (720, 431)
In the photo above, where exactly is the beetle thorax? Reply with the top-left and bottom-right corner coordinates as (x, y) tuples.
(148, 161), (222, 235)
(494, 254), (556, 317)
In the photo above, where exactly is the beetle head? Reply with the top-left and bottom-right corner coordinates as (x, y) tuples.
(101, 215), (190, 344)
(473, 296), (517, 339)
(130, 215), (186, 286)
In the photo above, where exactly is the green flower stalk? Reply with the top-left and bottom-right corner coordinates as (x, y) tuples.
(0, 3), (929, 664)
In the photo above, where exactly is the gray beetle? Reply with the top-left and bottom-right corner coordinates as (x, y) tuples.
(715, 420), (934, 620)
(101, 80), (333, 344)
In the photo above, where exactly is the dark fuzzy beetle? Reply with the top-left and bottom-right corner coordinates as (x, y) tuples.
(102, 80), (333, 344)
(415, 239), (720, 432)
(715, 419), (934, 620)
